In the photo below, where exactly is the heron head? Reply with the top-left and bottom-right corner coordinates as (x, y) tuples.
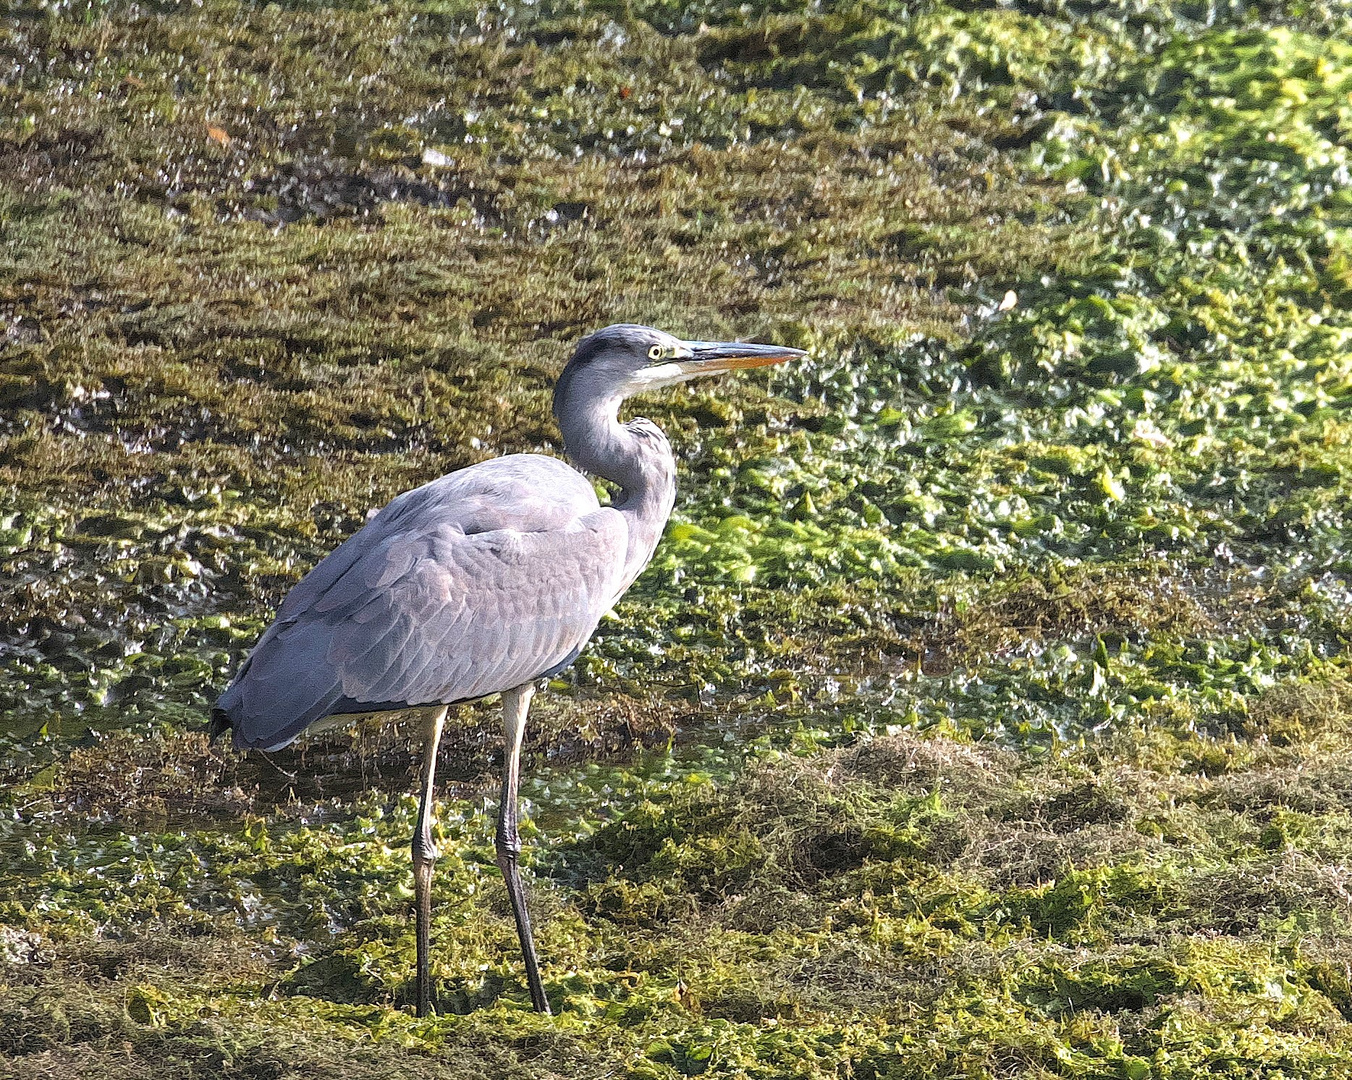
(553, 324), (805, 420)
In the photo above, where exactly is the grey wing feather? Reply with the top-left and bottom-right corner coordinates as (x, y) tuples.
(216, 455), (627, 750)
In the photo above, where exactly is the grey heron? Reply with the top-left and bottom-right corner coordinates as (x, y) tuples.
(210, 324), (804, 1015)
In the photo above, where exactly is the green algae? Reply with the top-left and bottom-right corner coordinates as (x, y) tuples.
(10, 721), (1352, 1076)
(5, 0), (1352, 1076)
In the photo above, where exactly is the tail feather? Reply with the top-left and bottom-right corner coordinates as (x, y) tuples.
(208, 706), (233, 741)
(213, 626), (350, 752)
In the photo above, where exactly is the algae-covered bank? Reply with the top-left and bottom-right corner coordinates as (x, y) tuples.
(4, 0), (1352, 1076)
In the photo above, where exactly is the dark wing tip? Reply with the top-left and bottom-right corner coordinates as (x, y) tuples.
(208, 706), (233, 742)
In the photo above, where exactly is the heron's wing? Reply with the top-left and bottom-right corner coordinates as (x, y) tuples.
(272, 456), (596, 621)
(217, 455), (625, 750)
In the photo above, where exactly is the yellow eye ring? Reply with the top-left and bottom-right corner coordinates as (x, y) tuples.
(648, 344), (664, 361)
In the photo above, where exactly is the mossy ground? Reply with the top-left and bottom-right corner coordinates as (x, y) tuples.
(3, 0), (1352, 1077)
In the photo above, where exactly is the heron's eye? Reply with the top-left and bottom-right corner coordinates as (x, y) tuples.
(648, 344), (665, 361)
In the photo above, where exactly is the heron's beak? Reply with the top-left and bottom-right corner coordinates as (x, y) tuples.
(627, 338), (805, 394)
(674, 340), (807, 376)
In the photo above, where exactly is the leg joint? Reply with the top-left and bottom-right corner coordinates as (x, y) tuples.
(413, 831), (439, 866)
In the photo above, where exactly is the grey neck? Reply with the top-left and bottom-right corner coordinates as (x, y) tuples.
(556, 391), (677, 593)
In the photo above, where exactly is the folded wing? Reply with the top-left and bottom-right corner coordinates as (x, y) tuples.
(215, 455), (627, 750)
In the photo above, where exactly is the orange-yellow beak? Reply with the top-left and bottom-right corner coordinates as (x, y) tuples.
(673, 340), (807, 376)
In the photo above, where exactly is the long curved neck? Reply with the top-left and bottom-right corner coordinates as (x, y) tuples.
(557, 392), (677, 591)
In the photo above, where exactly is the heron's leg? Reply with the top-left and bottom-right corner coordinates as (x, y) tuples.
(498, 682), (551, 1014)
(413, 705), (448, 1018)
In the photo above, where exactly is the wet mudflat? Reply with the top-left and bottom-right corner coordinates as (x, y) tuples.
(3, 1), (1352, 1076)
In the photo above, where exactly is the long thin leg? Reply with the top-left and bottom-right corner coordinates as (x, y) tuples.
(413, 705), (448, 1018)
(498, 682), (550, 1014)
